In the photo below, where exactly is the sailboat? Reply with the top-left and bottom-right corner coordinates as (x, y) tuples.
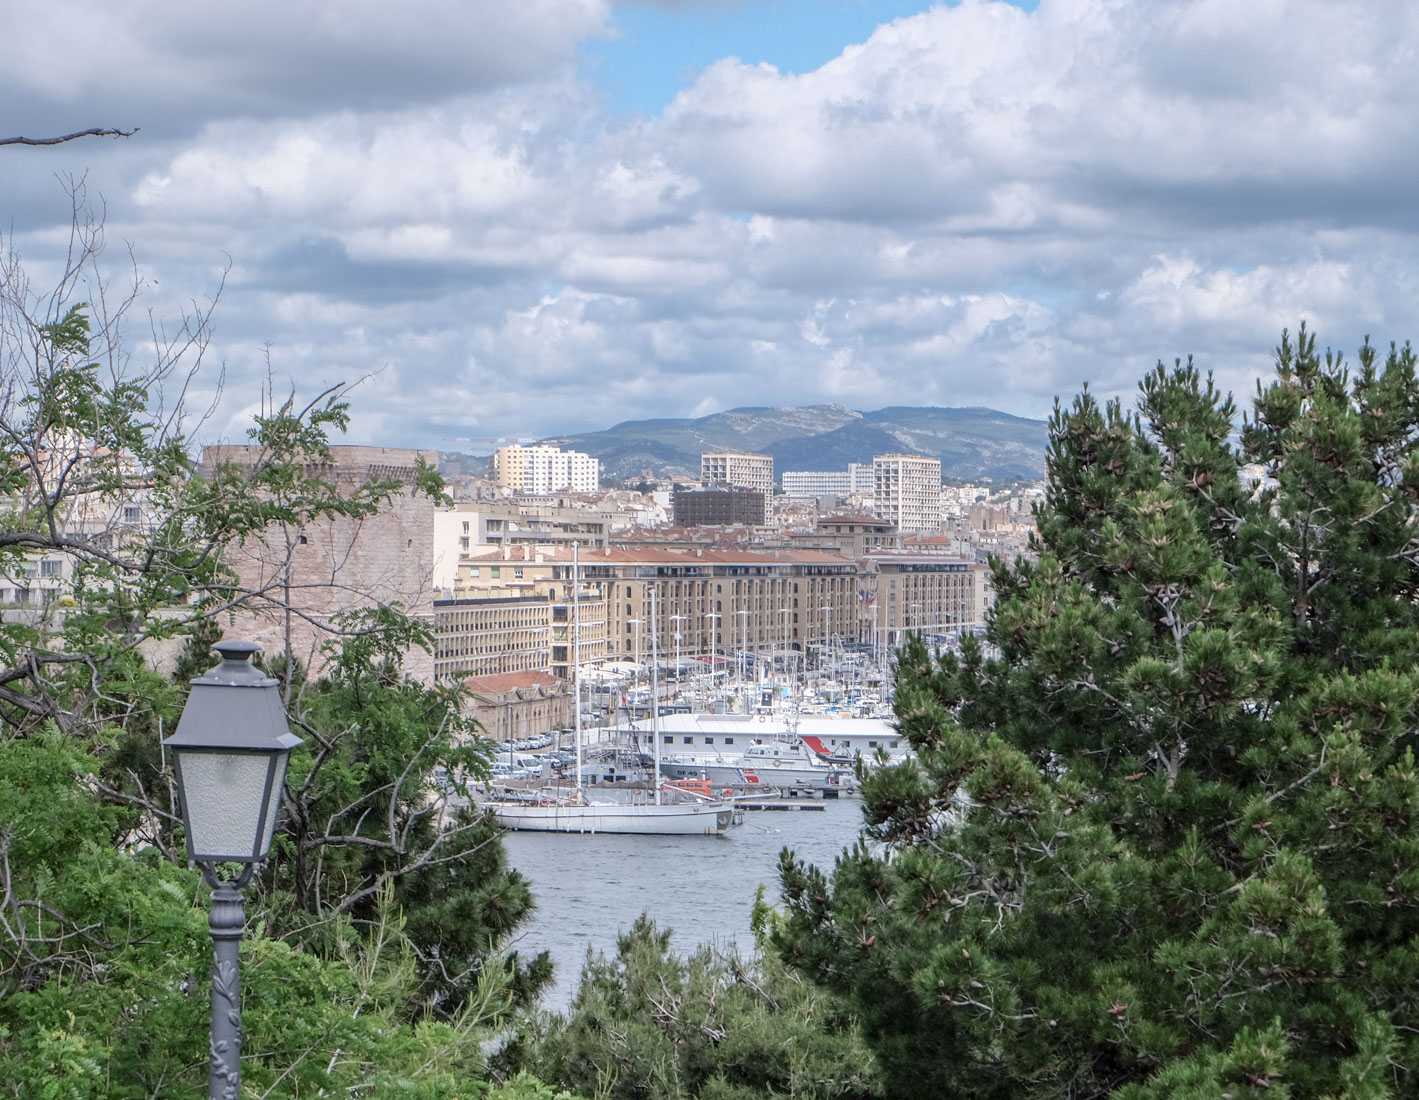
(486, 547), (741, 836)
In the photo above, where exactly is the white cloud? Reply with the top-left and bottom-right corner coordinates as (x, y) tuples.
(9, 0), (1419, 450)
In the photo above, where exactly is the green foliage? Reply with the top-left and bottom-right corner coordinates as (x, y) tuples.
(521, 914), (880, 1100)
(0, 733), (558, 1098)
(774, 329), (1419, 1096)
(253, 605), (551, 1016)
(0, 209), (552, 1095)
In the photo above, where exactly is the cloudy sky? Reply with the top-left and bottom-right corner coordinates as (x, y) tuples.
(6, 0), (1419, 451)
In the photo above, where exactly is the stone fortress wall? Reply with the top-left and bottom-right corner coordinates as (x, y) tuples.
(202, 445), (438, 683)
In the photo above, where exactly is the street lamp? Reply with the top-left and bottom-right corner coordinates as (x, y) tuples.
(668, 615), (685, 681)
(778, 607), (791, 689)
(627, 617), (644, 703)
(163, 640), (302, 1100)
(736, 608), (749, 692)
(705, 612), (721, 694)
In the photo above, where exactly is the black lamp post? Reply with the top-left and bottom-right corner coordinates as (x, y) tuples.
(163, 640), (302, 1100)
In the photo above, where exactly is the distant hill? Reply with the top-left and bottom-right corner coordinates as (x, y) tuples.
(441, 404), (1049, 483)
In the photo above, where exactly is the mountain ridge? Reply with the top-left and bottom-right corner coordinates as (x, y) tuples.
(448, 404), (1048, 482)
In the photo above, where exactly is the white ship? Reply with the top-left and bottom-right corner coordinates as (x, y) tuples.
(631, 710), (909, 767)
(658, 738), (856, 792)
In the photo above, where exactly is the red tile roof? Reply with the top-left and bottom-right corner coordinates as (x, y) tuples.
(463, 670), (562, 693)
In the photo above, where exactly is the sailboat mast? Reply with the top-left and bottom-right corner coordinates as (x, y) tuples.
(572, 543), (582, 795)
(650, 588), (661, 806)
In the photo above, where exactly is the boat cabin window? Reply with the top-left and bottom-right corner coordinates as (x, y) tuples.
(868, 741), (878, 747)
(704, 738), (714, 744)
(683, 736), (694, 744)
(724, 738), (734, 745)
(663, 735), (673, 744)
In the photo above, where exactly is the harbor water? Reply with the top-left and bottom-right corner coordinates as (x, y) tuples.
(503, 796), (868, 1014)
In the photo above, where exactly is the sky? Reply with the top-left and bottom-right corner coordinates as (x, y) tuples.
(5, 0), (1418, 452)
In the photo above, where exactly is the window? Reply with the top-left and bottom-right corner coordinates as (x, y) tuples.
(122, 506), (140, 524)
(39, 560), (62, 577)
(664, 735), (673, 744)
(514, 568), (523, 578)
(491, 567), (500, 578)
(704, 738), (714, 745)
(683, 737), (693, 744)
(459, 537), (469, 550)
(469, 567), (480, 578)
(724, 737), (734, 745)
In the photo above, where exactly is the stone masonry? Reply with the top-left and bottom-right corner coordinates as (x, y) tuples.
(202, 445), (439, 683)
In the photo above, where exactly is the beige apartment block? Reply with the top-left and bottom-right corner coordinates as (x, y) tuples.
(492, 444), (599, 494)
(201, 445), (438, 682)
(700, 451), (774, 496)
(432, 501), (609, 592)
(860, 550), (986, 649)
(459, 543), (857, 666)
(872, 453), (942, 534)
(815, 514), (898, 558)
(449, 544), (610, 676)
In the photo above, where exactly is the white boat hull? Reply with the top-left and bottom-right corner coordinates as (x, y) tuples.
(490, 799), (739, 835)
(658, 759), (852, 792)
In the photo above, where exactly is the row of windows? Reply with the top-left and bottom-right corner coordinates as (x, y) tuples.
(661, 734), (901, 749)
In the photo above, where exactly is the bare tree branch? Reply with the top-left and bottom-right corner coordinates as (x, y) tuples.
(1, 128), (139, 147)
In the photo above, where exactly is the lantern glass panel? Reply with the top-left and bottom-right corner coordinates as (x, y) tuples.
(256, 753), (291, 858)
(177, 750), (277, 861)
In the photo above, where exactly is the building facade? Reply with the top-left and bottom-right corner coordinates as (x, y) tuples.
(860, 550), (988, 649)
(445, 544), (611, 678)
(453, 544), (858, 668)
(492, 444), (599, 494)
(700, 451), (774, 496)
(672, 487), (767, 527)
(463, 670), (573, 744)
(781, 463), (872, 498)
(872, 453), (942, 534)
(432, 501), (609, 592)
(815, 514), (898, 558)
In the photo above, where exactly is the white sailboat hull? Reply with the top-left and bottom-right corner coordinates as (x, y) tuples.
(490, 799), (738, 835)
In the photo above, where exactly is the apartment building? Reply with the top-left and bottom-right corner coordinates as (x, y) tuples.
(432, 501), (609, 591)
(815, 514), (897, 558)
(443, 544), (610, 679)
(872, 453), (942, 534)
(781, 463), (872, 498)
(672, 487), (766, 527)
(700, 451), (774, 496)
(492, 444), (599, 494)
(860, 550), (988, 648)
(451, 543), (857, 667)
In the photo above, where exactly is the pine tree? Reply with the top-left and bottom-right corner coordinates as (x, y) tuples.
(774, 329), (1419, 1097)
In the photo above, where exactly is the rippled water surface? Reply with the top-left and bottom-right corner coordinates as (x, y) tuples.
(502, 797), (868, 1013)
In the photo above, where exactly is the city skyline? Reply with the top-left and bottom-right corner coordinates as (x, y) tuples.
(6, 1), (1417, 451)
